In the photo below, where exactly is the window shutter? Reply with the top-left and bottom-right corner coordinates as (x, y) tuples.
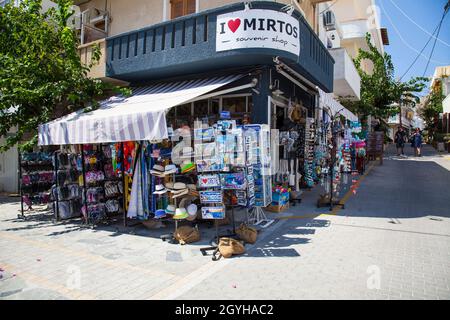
(171, 0), (184, 19)
(171, 0), (196, 19)
(186, 0), (196, 15)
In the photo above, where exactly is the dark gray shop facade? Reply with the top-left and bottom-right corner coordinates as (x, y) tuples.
(105, 1), (334, 124)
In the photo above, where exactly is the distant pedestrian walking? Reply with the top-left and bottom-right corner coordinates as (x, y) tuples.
(410, 128), (423, 157)
(394, 126), (406, 156)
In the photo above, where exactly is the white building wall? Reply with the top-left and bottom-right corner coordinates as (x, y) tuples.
(0, 138), (18, 194)
(443, 94), (450, 114)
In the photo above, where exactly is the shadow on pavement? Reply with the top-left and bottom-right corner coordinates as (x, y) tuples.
(243, 217), (331, 258)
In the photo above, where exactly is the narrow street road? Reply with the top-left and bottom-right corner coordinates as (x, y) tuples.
(175, 144), (450, 300)
(1, 144), (449, 300)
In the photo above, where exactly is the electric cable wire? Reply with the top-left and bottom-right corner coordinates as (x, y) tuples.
(379, 0), (447, 66)
(387, 0), (450, 48)
(399, 22), (441, 80)
(422, 6), (449, 77)
(319, 0), (338, 16)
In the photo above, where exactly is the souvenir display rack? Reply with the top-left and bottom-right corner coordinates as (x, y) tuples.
(302, 117), (316, 188)
(52, 144), (125, 226)
(18, 151), (55, 219)
(53, 150), (82, 221)
(244, 124), (274, 228)
(317, 116), (346, 210)
(99, 143), (124, 223)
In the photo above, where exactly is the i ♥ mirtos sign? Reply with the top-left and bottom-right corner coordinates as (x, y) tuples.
(216, 9), (300, 57)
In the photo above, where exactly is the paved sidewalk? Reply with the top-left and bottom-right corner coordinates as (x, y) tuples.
(1, 144), (449, 299)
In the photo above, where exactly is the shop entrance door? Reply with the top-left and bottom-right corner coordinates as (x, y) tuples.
(270, 96), (288, 129)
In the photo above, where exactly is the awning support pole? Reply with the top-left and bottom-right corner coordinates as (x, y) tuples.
(18, 151), (24, 219)
(121, 142), (127, 227)
(80, 144), (88, 226)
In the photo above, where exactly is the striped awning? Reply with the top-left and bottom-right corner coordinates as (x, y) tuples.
(318, 88), (358, 122)
(38, 75), (242, 145)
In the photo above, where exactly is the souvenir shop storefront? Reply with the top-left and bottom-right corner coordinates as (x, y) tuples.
(21, 2), (362, 255)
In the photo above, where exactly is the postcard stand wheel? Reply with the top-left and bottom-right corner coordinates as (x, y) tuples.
(200, 220), (221, 261)
(248, 206), (274, 229)
(218, 205), (237, 238)
(160, 219), (179, 244)
(160, 172), (180, 244)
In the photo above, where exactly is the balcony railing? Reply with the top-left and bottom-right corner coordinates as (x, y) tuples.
(105, 1), (334, 92)
(328, 47), (360, 100)
(78, 39), (106, 79)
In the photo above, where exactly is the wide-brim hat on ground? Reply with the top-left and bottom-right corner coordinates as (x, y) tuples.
(186, 203), (198, 221)
(181, 161), (196, 174)
(165, 204), (176, 215)
(150, 164), (165, 176)
(153, 184), (167, 195)
(173, 207), (188, 220)
(164, 164), (177, 175)
(154, 209), (166, 219)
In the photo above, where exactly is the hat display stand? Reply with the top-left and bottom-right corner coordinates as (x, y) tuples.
(160, 171), (183, 244)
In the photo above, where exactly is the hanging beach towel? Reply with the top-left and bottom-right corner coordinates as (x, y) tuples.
(141, 142), (151, 218)
(127, 154), (144, 219)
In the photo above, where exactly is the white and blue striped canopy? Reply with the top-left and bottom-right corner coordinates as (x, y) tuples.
(38, 75), (241, 145)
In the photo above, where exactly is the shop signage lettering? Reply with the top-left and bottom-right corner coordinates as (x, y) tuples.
(216, 9), (300, 56)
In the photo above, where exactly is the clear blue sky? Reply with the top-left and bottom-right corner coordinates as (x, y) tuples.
(378, 0), (450, 95)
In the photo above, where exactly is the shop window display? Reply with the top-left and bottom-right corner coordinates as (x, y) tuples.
(222, 97), (246, 113)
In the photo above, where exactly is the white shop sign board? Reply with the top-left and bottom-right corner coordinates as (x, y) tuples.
(216, 9), (300, 57)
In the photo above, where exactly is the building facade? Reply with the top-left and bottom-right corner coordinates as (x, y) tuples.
(74, 0), (335, 127)
(430, 66), (450, 136)
(2, 0), (388, 192)
(316, 0), (389, 131)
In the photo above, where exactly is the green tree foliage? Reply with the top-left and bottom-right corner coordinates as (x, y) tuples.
(340, 33), (426, 122)
(0, 0), (127, 151)
(419, 84), (444, 141)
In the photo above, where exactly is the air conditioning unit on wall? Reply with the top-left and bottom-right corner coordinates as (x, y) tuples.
(323, 10), (336, 30)
(326, 29), (341, 49)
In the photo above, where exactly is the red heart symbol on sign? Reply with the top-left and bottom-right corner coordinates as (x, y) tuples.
(228, 18), (241, 33)
(202, 178), (208, 184)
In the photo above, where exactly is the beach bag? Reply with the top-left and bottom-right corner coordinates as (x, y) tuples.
(236, 223), (257, 244)
(218, 237), (245, 258)
(174, 226), (200, 245)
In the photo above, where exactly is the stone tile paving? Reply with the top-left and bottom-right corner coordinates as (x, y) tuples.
(1, 144), (449, 300)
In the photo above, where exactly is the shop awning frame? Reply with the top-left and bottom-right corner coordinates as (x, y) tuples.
(317, 87), (358, 122)
(38, 74), (244, 146)
(274, 56), (358, 122)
